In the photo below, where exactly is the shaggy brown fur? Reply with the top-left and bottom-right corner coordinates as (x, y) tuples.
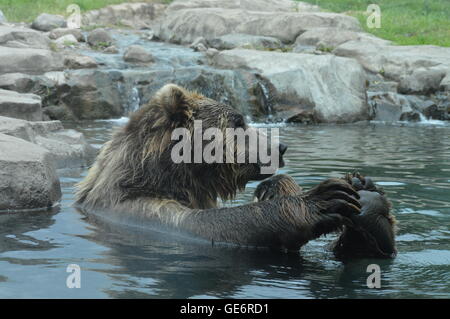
(75, 84), (362, 250)
(254, 174), (397, 258)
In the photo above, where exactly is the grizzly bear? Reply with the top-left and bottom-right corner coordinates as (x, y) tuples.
(75, 84), (363, 251)
(254, 173), (397, 258)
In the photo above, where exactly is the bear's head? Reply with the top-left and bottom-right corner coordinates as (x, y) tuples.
(78, 84), (287, 210)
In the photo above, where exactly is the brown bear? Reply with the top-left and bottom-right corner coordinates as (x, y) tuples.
(254, 173), (397, 258)
(75, 84), (361, 251)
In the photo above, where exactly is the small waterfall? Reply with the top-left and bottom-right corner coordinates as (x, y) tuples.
(129, 86), (141, 113)
(418, 112), (446, 125)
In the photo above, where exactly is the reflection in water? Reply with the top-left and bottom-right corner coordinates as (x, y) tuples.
(0, 121), (449, 298)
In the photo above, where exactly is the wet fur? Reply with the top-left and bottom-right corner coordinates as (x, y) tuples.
(76, 84), (361, 250)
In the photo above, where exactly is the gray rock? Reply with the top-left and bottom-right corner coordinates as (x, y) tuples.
(334, 41), (450, 94)
(0, 47), (63, 74)
(166, 0), (318, 12)
(49, 28), (84, 42)
(123, 45), (154, 63)
(0, 25), (51, 49)
(209, 33), (283, 50)
(294, 27), (390, 51)
(87, 28), (113, 47)
(0, 133), (61, 212)
(60, 70), (124, 120)
(0, 116), (96, 168)
(32, 13), (67, 32)
(64, 54), (97, 69)
(157, 9), (361, 44)
(0, 73), (37, 93)
(190, 37), (208, 51)
(82, 2), (167, 29)
(213, 49), (369, 123)
(0, 89), (42, 121)
(368, 92), (414, 122)
(54, 34), (78, 47)
(398, 67), (446, 94)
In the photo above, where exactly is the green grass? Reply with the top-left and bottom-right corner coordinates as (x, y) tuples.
(0, 0), (171, 23)
(297, 0), (450, 47)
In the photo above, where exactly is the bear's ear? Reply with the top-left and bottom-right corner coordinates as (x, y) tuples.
(155, 84), (196, 125)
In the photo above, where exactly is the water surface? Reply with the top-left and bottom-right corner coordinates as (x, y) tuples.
(1, 120), (449, 298)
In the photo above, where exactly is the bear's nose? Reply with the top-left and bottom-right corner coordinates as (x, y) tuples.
(279, 143), (288, 156)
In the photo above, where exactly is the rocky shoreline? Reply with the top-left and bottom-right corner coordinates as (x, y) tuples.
(0, 0), (449, 211)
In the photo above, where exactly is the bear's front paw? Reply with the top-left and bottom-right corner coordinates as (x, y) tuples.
(253, 174), (302, 202)
(344, 172), (382, 194)
(306, 178), (361, 218)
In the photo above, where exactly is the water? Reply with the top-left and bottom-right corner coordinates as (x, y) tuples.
(1, 120), (449, 298)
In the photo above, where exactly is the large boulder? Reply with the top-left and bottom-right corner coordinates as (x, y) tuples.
(123, 45), (154, 63)
(87, 28), (114, 47)
(0, 47), (63, 74)
(31, 13), (67, 32)
(334, 41), (450, 94)
(64, 54), (98, 69)
(0, 116), (96, 168)
(208, 33), (283, 50)
(0, 89), (42, 121)
(294, 27), (390, 51)
(0, 133), (61, 211)
(166, 0), (319, 12)
(213, 49), (369, 123)
(0, 25), (51, 49)
(82, 2), (167, 29)
(59, 70), (124, 120)
(157, 9), (361, 44)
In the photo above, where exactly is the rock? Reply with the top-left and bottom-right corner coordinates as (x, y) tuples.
(399, 111), (421, 122)
(103, 45), (119, 54)
(31, 13), (67, 32)
(0, 89), (42, 121)
(49, 28), (84, 42)
(64, 54), (97, 69)
(43, 105), (75, 121)
(0, 47), (63, 74)
(0, 133), (61, 211)
(87, 28), (114, 48)
(166, 0), (318, 13)
(368, 92), (414, 122)
(0, 25), (51, 49)
(54, 34), (78, 47)
(398, 67), (446, 94)
(213, 49), (368, 123)
(123, 45), (154, 63)
(0, 116), (96, 168)
(209, 33), (283, 50)
(157, 9), (361, 44)
(59, 70), (124, 120)
(0, 10), (6, 24)
(285, 110), (317, 124)
(190, 37), (208, 51)
(294, 27), (390, 51)
(334, 41), (450, 94)
(82, 2), (167, 29)
(441, 74), (450, 91)
(0, 73), (37, 93)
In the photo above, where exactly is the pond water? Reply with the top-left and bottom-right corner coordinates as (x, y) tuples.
(1, 120), (449, 298)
